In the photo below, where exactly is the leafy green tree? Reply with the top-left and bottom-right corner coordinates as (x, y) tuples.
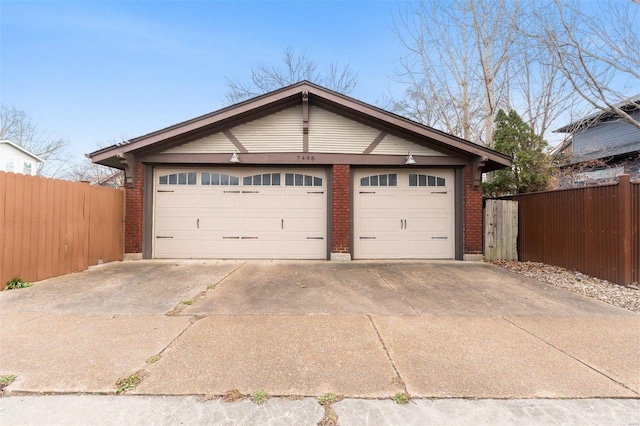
(483, 109), (552, 196)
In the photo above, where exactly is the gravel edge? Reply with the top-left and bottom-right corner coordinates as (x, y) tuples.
(488, 260), (640, 312)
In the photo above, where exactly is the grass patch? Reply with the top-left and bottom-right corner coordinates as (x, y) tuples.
(392, 392), (410, 404)
(115, 373), (142, 394)
(317, 393), (337, 406)
(206, 285), (216, 290)
(4, 277), (32, 291)
(250, 389), (269, 405)
(145, 355), (160, 364)
(182, 299), (194, 305)
(0, 375), (16, 389)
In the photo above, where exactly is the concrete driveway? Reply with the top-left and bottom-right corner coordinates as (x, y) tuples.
(0, 260), (638, 399)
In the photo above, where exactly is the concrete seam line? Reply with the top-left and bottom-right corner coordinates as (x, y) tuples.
(371, 266), (420, 316)
(6, 312), (51, 330)
(213, 261), (248, 289)
(500, 316), (639, 396)
(367, 315), (409, 395)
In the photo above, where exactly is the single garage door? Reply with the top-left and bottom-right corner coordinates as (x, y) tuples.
(353, 169), (455, 259)
(153, 168), (327, 259)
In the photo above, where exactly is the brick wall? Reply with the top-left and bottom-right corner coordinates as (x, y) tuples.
(124, 163), (144, 253)
(331, 164), (351, 253)
(463, 165), (483, 254)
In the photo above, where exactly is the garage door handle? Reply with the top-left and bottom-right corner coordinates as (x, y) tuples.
(359, 191), (376, 194)
(359, 236), (376, 239)
(157, 190), (174, 193)
(404, 219), (407, 229)
(197, 218), (200, 229)
(224, 190), (240, 194)
(307, 191), (324, 194)
(156, 236), (173, 239)
(431, 191), (447, 194)
(241, 236), (258, 239)
(400, 219), (404, 229)
(223, 236), (240, 239)
(306, 237), (324, 240)
(242, 191), (259, 194)
(431, 236), (448, 240)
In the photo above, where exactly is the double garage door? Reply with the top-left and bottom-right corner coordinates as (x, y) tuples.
(154, 168), (327, 259)
(153, 167), (454, 259)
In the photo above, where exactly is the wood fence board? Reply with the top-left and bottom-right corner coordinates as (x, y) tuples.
(501, 176), (638, 286)
(0, 173), (5, 280)
(0, 172), (124, 285)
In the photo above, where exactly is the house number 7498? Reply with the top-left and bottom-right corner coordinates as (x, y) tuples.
(297, 155), (315, 161)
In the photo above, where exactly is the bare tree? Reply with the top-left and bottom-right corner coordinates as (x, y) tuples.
(393, 0), (519, 147)
(224, 48), (358, 104)
(525, 0), (640, 129)
(65, 161), (124, 187)
(0, 104), (71, 177)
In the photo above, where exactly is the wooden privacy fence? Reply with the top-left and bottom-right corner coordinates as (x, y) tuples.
(0, 171), (124, 285)
(500, 175), (639, 286)
(484, 199), (518, 261)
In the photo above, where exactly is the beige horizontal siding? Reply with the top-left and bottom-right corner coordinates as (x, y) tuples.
(308, 106), (379, 153)
(232, 106), (303, 153)
(163, 132), (236, 154)
(372, 133), (446, 156)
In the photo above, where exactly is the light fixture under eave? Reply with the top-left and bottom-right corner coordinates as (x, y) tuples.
(405, 151), (416, 165)
(229, 151), (240, 163)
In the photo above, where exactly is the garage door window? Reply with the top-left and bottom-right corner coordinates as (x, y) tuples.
(159, 172), (197, 185)
(409, 174), (445, 187)
(243, 173), (281, 186)
(201, 172), (239, 186)
(360, 173), (397, 187)
(285, 173), (323, 187)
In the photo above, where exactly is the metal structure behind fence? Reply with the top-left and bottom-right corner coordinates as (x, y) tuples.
(0, 172), (124, 284)
(500, 175), (637, 286)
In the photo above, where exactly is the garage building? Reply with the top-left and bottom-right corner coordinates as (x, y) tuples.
(89, 81), (511, 261)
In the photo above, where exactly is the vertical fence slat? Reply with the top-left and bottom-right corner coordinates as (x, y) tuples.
(0, 171), (124, 285)
(504, 175), (637, 286)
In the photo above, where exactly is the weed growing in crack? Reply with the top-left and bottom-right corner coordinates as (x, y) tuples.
(250, 389), (269, 405)
(392, 392), (410, 404)
(0, 375), (16, 389)
(182, 299), (194, 305)
(146, 355), (160, 364)
(206, 285), (216, 290)
(317, 393), (337, 406)
(116, 373), (141, 394)
(4, 277), (32, 291)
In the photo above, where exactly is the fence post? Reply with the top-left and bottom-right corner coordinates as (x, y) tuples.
(618, 174), (631, 286)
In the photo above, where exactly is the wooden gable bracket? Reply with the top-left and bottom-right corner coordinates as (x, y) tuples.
(302, 90), (309, 152)
(117, 152), (136, 186)
(472, 155), (488, 188)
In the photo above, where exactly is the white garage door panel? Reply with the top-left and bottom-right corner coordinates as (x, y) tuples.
(154, 168), (326, 259)
(354, 169), (455, 259)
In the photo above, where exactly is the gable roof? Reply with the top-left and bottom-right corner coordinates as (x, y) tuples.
(0, 140), (45, 162)
(554, 95), (640, 134)
(88, 81), (511, 172)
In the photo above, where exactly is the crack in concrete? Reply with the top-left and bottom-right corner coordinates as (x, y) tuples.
(164, 261), (248, 316)
(371, 266), (420, 316)
(367, 315), (409, 396)
(501, 316), (639, 396)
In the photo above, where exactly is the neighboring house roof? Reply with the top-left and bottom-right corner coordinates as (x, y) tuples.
(554, 95), (640, 133)
(0, 139), (45, 163)
(552, 96), (640, 164)
(88, 81), (511, 172)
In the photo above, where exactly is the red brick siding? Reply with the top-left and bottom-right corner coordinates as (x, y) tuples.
(463, 165), (483, 254)
(331, 164), (351, 253)
(124, 163), (144, 254)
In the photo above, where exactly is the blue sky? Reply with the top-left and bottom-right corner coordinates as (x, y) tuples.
(1, 1), (403, 162)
